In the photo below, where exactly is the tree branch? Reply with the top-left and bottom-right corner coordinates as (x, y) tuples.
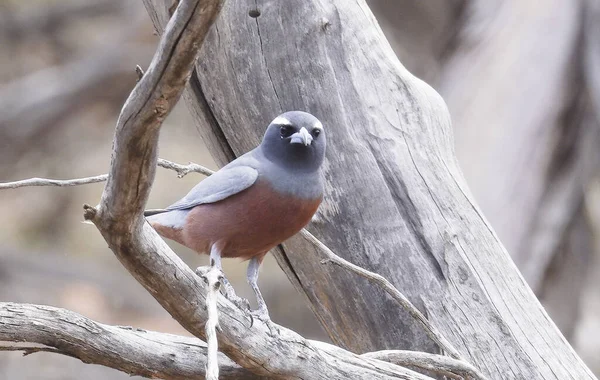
(79, 0), (434, 378)
(0, 174), (108, 190)
(157, 157), (214, 177)
(0, 158), (212, 190)
(2, 158), (481, 375)
(0, 302), (259, 380)
(302, 229), (462, 360)
(363, 350), (487, 380)
(0, 0), (479, 377)
(1, 162), (476, 373)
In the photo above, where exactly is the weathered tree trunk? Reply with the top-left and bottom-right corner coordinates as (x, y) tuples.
(144, 1), (595, 379)
(369, 0), (600, 343)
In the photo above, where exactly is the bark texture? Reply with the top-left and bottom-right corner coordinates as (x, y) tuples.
(368, 0), (600, 343)
(142, 1), (596, 379)
(83, 0), (435, 378)
(0, 303), (259, 380)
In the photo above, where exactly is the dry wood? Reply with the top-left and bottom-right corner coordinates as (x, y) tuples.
(138, 1), (596, 379)
(0, 302), (259, 380)
(157, 157), (215, 177)
(1, 164), (483, 376)
(431, 0), (599, 341)
(303, 229), (462, 360)
(435, 0), (585, 287)
(0, 159), (211, 190)
(0, 174), (108, 189)
(78, 0), (435, 378)
(1, 0), (596, 379)
(363, 350), (485, 380)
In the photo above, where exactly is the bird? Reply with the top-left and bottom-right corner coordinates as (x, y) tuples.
(145, 111), (326, 320)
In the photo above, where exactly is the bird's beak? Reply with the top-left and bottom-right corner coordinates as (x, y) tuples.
(290, 127), (313, 146)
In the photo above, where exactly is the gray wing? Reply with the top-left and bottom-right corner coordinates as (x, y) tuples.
(165, 165), (258, 211)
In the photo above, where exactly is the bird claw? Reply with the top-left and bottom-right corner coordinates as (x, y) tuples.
(224, 292), (251, 311)
(249, 306), (270, 321)
(249, 307), (279, 334)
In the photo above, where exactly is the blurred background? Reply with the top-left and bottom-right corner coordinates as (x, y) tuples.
(1, 0), (600, 378)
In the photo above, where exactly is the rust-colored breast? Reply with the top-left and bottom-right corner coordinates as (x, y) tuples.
(182, 179), (321, 261)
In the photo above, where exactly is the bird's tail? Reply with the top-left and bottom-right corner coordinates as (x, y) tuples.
(144, 209), (169, 217)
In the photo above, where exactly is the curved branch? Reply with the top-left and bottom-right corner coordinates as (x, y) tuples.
(363, 350), (487, 380)
(0, 158), (212, 190)
(304, 229), (462, 360)
(157, 157), (215, 177)
(82, 0), (432, 378)
(0, 174), (108, 189)
(0, 302), (259, 380)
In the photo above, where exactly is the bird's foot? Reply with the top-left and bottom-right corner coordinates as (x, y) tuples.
(249, 306), (279, 335)
(194, 266), (251, 310)
(250, 305), (270, 321)
(223, 290), (251, 312)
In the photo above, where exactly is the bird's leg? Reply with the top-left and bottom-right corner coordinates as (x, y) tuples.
(200, 245), (250, 311)
(247, 256), (269, 320)
(247, 256), (280, 334)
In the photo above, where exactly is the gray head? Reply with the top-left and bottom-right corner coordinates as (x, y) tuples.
(260, 111), (326, 172)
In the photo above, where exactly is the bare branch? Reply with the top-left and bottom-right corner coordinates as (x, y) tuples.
(0, 302), (259, 380)
(136, 65), (145, 81)
(0, 174), (108, 190)
(158, 157), (215, 177)
(363, 350), (488, 380)
(1, 152), (469, 370)
(79, 0), (435, 377)
(301, 229), (463, 360)
(0, 158), (212, 190)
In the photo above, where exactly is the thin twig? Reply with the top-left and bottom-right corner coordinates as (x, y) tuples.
(301, 229), (463, 360)
(1, 156), (467, 363)
(158, 157), (214, 177)
(1, 156), (468, 366)
(0, 302), (260, 379)
(362, 350), (488, 380)
(0, 175), (108, 189)
(0, 159), (212, 190)
(135, 65), (145, 81)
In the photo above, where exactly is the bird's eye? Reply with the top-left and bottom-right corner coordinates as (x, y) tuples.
(280, 125), (294, 138)
(312, 129), (321, 137)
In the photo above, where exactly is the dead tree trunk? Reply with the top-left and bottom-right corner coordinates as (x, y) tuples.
(369, 0), (600, 343)
(143, 1), (595, 379)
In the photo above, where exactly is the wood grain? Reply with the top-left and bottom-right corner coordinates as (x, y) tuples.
(140, 0), (596, 379)
(0, 302), (259, 380)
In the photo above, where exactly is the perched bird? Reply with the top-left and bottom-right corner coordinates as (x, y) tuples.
(145, 111), (326, 319)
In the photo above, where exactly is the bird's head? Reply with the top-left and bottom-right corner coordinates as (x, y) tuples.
(261, 111), (326, 172)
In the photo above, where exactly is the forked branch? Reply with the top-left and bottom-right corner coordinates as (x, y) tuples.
(0, 0), (483, 378)
(0, 158), (211, 190)
(73, 0), (435, 378)
(0, 302), (258, 380)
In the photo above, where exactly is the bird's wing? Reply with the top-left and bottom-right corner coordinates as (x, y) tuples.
(165, 165), (258, 211)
